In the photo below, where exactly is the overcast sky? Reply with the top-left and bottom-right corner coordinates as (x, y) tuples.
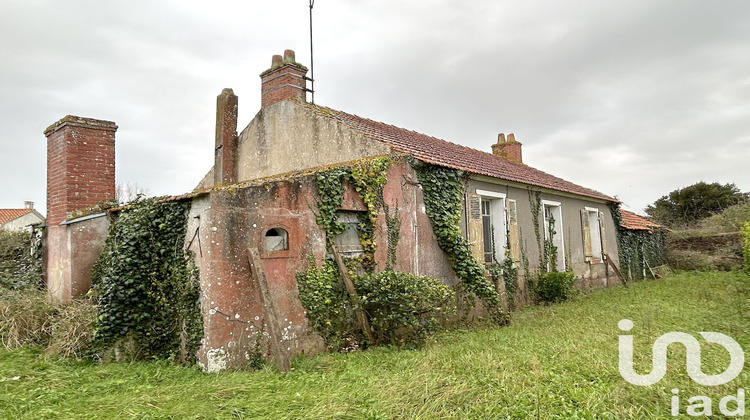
(2, 1), (749, 215)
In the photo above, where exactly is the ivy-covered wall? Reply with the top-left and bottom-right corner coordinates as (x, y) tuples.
(188, 156), (461, 370)
(609, 204), (667, 280)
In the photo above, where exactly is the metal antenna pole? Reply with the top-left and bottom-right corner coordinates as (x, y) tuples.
(309, 0), (315, 104)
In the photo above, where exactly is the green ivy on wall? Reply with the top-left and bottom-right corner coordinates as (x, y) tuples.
(315, 157), (401, 270)
(609, 202), (667, 280)
(501, 247), (518, 310)
(350, 157), (392, 265)
(315, 167), (351, 237)
(527, 188), (544, 272)
(543, 212), (558, 273)
(411, 160), (508, 325)
(90, 197), (203, 363)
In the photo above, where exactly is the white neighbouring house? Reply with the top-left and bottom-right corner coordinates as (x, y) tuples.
(0, 202), (45, 232)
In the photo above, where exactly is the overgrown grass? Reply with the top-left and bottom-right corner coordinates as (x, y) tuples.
(1, 271), (749, 418)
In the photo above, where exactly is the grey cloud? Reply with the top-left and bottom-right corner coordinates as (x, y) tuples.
(1, 0), (749, 215)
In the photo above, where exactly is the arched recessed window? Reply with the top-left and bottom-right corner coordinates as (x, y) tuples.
(264, 228), (289, 251)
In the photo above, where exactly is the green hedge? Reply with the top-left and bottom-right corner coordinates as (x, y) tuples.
(0, 229), (42, 290)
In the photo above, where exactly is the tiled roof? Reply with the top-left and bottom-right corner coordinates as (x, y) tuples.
(310, 105), (617, 202)
(0, 209), (34, 225)
(620, 210), (661, 232)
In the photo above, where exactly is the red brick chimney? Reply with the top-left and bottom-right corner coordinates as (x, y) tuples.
(214, 88), (239, 185)
(260, 49), (309, 108)
(44, 116), (117, 225)
(492, 133), (523, 164)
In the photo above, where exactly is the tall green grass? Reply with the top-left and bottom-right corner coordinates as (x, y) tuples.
(1, 271), (748, 419)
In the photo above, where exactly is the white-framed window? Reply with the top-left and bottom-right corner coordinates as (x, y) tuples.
(542, 200), (565, 271)
(582, 206), (603, 261)
(477, 189), (507, 263)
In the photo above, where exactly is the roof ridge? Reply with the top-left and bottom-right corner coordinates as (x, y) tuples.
(328, 107), (514, 163)
(300, 101), (617, 202)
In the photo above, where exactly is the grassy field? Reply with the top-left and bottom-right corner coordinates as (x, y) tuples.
(1, 271), (749, 419)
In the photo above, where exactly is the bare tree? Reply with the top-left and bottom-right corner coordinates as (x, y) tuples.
(115, 182), (150, 204)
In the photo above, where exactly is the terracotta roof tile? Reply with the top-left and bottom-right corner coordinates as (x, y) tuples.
(0, 209), (34, 225)
(619, 210), (661, 232)
(308, 104), (617, 202)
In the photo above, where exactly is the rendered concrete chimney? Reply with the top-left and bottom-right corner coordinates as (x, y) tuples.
(24, 201), (34, 210)
(260, 49), (309, 108)
(492, 132), (523, 164)
(214, 88), (239, 185)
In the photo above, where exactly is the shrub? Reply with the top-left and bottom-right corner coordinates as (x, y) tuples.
(355, 271), (455, 346)
(701, 203), (750, 234)
(298, 258), (456, 349)
(532, 271), (577, 304)
(742, 222), (750, 273)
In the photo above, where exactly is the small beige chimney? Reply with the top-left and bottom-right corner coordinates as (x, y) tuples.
(24, 201), (34, 210)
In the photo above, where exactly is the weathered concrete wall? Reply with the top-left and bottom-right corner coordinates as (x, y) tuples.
(191, 158), (457, 371)
(46, 215), (110, 303)
(234, 101), (392, 184)
(46, 225), (71, 302)
(190, 176), (328, 371)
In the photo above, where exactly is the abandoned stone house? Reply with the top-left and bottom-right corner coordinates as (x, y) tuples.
(43, 50), (623, 371)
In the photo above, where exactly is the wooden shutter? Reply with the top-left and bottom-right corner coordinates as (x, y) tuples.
(467, 193), (484, 264)
(581, 209), (593, 261)
(507, 199), (521, 263)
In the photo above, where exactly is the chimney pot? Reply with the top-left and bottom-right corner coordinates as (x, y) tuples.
(492, 132), (523, 164)
(260, 49), (309, 108)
